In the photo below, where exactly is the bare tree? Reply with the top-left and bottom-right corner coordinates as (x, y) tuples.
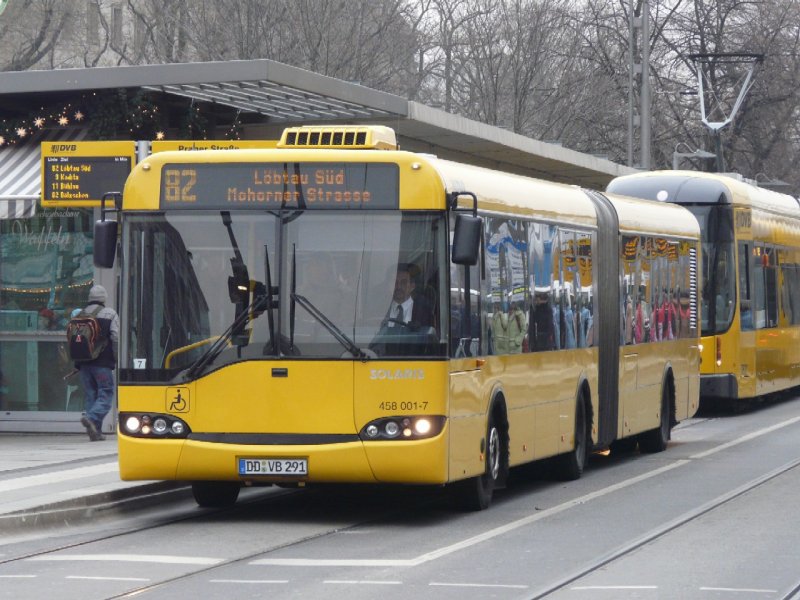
(2, 0), (799, 188)
(0, 0), (72, 71)
(650, 0), (800, 185)
(425, 0), (489, 112)
(117, 0), (190, 64)
(280, 0), (417, 94)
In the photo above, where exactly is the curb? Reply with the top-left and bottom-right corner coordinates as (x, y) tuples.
(0, 481), (191, 534)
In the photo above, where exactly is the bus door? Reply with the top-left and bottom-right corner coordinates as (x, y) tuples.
(619, 236), (645, 438)
(448, 253), (487, 479)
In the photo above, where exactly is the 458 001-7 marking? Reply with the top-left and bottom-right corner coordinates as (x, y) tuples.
(379, 401), (429, 412)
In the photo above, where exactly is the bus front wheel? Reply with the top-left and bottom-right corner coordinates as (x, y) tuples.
(452, 411), (503, 511)
(192, 481), (241, 508)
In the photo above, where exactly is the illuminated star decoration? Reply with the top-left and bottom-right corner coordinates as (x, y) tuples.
(16, 127), (27, 138)
(156, 131), (165, 140)
(58, 115), (69, 126)
(34, 117), (45, 128)
(74, 111), (84, 121)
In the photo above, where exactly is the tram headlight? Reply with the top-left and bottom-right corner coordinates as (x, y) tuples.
(119, 412), (191, 439)
(359, 416), (446, 441)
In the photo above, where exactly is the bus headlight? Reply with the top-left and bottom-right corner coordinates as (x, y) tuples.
(414, 418), (432, 435)
(124, 416), (141, 434)
(119, 412), (191, 439)
(359, 416), (445, 441)
(384, 421), (400, 437)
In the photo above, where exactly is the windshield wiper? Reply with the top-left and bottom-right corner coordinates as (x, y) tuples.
(291, 293), (369, 361)
(263, 243), (277, 355)
(179, 293), (267, 381)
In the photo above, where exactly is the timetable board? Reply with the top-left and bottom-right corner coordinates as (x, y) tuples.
(41, 141), (135, 207)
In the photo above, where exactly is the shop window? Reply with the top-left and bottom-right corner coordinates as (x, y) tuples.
(0, 208), (94, 412)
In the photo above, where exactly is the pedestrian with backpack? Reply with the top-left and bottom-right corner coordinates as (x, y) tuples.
(68, 284), (119, 441)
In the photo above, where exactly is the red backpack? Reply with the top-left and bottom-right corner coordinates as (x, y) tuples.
(66, 306), (108, 362)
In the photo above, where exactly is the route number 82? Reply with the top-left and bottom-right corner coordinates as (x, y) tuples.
(163, 168), (197, 203)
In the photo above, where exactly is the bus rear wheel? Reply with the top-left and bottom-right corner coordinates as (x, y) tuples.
(553, 393), (589, 481)
(452, 411), (502, 511)
(639, 379), (672, 453)
(191, 481), (241, 508)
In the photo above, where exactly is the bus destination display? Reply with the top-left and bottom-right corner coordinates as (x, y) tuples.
(159, 162), (399, 210)
(43, 156), (132, 202)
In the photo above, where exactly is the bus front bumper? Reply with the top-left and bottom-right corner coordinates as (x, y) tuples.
(700, 374), (738, 399)
(118, 432), (449, 485)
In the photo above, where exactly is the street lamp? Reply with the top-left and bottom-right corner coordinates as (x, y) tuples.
(672, 143), (717, 170)
(754, 172), (791, 191)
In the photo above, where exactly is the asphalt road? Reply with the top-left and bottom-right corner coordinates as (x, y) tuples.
(3, 394), (800, 600)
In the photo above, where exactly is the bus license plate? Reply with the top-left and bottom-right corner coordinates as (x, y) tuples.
(238, 458), (308, 477)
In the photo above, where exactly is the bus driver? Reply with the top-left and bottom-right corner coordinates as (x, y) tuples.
(385, 263), (433, 330)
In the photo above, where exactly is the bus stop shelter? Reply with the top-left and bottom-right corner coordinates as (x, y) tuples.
(0, 59), (636, 432)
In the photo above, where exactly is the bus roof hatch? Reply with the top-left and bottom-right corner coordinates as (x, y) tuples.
(278, 125), (397, 150)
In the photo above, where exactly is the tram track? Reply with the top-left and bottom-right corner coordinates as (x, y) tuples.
(0, 483), (443, 598)
(105, 485), (447, 599)
(5, 410), (800, 598)
(529, 454), (800, 599)
(16, 452), (799, 600)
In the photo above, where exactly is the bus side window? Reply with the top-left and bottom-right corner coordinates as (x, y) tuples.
(450, 259), (481, 358)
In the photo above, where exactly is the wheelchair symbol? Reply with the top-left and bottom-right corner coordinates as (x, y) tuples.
(167, 387), (189, 413)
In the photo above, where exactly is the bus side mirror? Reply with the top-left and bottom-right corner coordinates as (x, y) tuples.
(228, 275), (250, 305)
(93, 220), (118, 268)
(452, 214), (482, 265)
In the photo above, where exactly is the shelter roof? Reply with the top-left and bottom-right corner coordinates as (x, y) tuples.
(0, 59), (636, 191)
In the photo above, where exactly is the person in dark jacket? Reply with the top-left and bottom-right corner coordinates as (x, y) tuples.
(77, 285), (120, 442)
(386, 263), (433, 329)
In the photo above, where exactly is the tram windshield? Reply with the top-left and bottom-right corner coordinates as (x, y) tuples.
(683, 204), (736, 335)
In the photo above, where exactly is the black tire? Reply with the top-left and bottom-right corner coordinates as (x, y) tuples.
(553, 393), (589, 481)
(452, 410), (502, 511)
(639, 379), (672, 453)
(191, 481), (241, 508)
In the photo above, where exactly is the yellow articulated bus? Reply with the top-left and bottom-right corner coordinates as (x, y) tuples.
(609, 170), (800, 406)
(95, 125), (700, 511)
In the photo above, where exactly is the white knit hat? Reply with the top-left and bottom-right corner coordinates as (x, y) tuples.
(88, 285), (108, 303)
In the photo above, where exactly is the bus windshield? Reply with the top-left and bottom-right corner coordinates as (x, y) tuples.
(684, 204), (736, 335)
(120, 210), (448, 383)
